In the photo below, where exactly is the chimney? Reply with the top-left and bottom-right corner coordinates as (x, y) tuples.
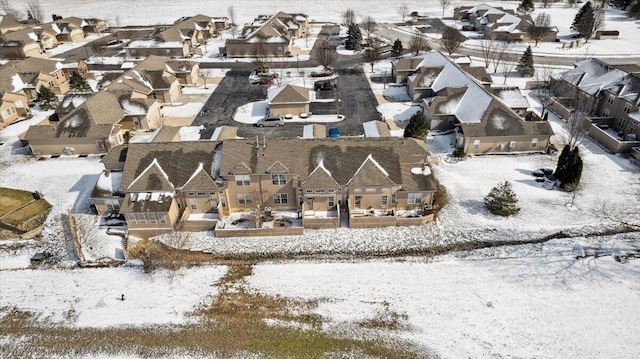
(263, 135), (266, 148)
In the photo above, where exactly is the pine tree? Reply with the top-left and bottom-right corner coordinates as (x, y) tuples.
(69, 71), (91, 92)
(345, 23), (362, 51)
(36, 86), (58, 110)
(517, 0), (535, 14)
(571, 1), (603, 42)
(403, 111), (429, 139)
(484, 181), (521, 216)
(554, 145), (583, 191)
(516, 46), (535, 77)
(392, 38), (403, 57)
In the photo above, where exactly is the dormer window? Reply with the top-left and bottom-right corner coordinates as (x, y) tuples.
(271, 174), (287, 185)
(235, 175), (250, 186)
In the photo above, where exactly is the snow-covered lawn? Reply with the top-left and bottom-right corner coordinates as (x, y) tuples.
(160, 102), (204, 117)
(247, 235), (640, 358)
(0, 264), (228, 328)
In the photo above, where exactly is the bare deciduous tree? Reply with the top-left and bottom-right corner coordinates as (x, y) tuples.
(343, 8), (356, 26)
(527, 13), (551, 46)
(409, 30), (430, 55)
(363, 39), (382, 72)
(440, 26), (464, 55)
(227, 6), (237, 38)
(25, 0), (44, 23)
(491, 41), (509, 73)
(563, 110), (592, 149)
(361, 16), (377, 46)
(398, 3), (409, 22)
(480, 39), (498, 69)
(0, 0), (23, 19)
(498, 53), (518, 84)
(440, 0), (452, 17)
(313, 40), (338, 71)
(534, 66), (555, 117)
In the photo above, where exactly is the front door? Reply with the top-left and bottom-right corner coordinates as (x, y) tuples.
(307, 198), (313, 210)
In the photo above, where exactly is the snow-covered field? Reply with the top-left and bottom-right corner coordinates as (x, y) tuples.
(0, 264), (227, 327)
(247, 235), (640, 358)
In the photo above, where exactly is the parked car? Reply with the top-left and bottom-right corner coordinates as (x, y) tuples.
(256, 115), (284, 127)
(314, 79), (337, 91)
(249, 71), (278, 85)
(328, 127), (341, 138)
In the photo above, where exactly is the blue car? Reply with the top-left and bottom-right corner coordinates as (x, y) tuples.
(328, 128), (340, 138)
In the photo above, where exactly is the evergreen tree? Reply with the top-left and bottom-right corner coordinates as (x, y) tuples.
(484, 181), (521, 216)
(36, 86), (58, 110)
(516, 46), (535, 77)
(403, 111), (429, 139)
(627, 1), (640, 19)
(345, 23), (362, 51)
(392, 38), (403, 57)
(554, 145), (583, 191)
(517, 0), (535, 14)
(571, 1), (604, 42)
(69, 71), (91, 92)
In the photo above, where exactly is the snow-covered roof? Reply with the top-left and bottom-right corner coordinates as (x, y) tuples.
(363, 121), (381, 137)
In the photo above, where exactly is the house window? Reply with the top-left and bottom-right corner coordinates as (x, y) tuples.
(273, 193), (288, 204)
(509, 141), (516, 149)
(271, 174), (287, 185)
(48, 81), (54, 87)
(96, 140), (105, 150)
(366, 188), (376, 193)
(189, 199), (197, 209)
(128, 213), (137, 224)
(197, 192), (207, 196)
(354, 188), (362, 193)
(607, 95), (614, 105)
(187, 192), (195, 196)
(623, 103), (632, 113)
(299, 196), (304, 205)
(355, 196), (362, 208)
(618, 117), (626, 129)
(158, 213), (167, 224)
(328, 196), (335, 207)
(603, 108), (610, 117)
(315, 189), (325, 193)
(327, 189), (335, 193)
(531, 138), (538, 148)
(391, 194), (397, 204)
(152, 92), (158, 100)
(381, 195), (388, 206)
(305, 189), (313, 193)
(5, 106), (15, 115)
(235, 175), (250, 186)
(137, 213), (147, 224)
(237, 194), (253, 205)
(220, 198), (226, 208)
(148, 213), (157, 224)
(105, 200), (120, 211)
(473, 140), (480, 150)
(408, 193), (423, 204)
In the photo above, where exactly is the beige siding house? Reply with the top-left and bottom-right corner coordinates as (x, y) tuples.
(94, 138), (437, 237)
(267, 84), (309, 116)
(404, 51), (552, 155)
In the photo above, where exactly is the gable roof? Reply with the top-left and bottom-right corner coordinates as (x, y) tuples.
(268, 84), (309, 104)
(347, 154), (395, 187)
(181, 162), (219, 191)
(119, 141), (220, 191)
(491, 86), (530, 109)
(301, 160), (339, 187)
(266, 161), (289, 173)
(128, 158), (174, 191)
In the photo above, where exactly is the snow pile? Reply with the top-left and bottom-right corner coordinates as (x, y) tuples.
(179, 125), (204, 141)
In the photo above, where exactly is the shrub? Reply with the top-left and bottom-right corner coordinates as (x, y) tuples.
(484, 181), (521, 216)
(452, 148), (466, 157)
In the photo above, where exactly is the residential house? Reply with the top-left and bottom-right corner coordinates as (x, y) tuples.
(130, 55), (200, 86)
(125, 14), (218, 58)
(0, 91), (30, 127)
(94, 137), (437, 237)
(23, 90), (126, 155)
(407, 51), (552, 154)
(0, 14), (35, 34)
(491, 86), (530, 117)
(109, 56), (182, 104)
(55, 17), (108, 36)
(551, 59), (640, 154)
(8, 57), (71, 95)
(224, 12), (308, 57)
(267, 84), (309, 116)
(455, 4), (557, 43)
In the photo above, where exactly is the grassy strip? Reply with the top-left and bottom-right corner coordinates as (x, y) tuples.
(0, 187), (35, 218)
(2, 199), (51, 226)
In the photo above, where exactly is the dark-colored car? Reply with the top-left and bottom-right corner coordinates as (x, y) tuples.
(256, 114), (284, 127)
(328, 127), (341, 138)
(314, 79), (337, 91)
